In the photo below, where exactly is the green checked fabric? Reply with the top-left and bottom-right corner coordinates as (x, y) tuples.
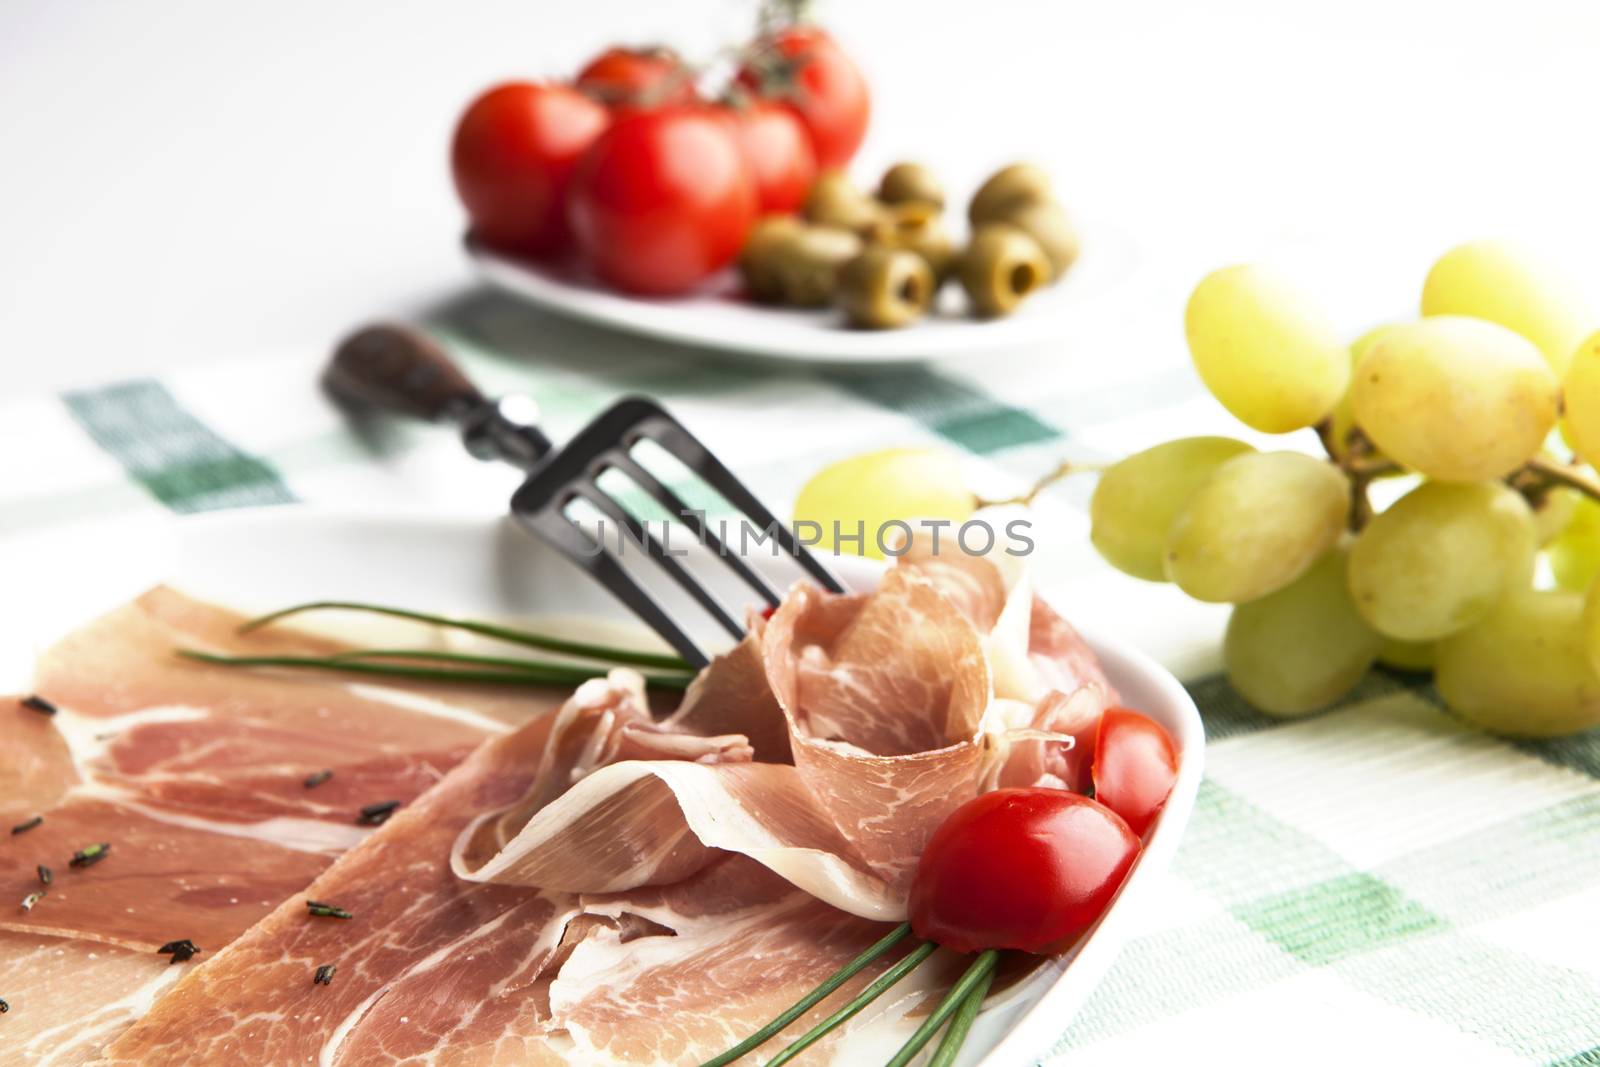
(1, 291), (1597, 1065)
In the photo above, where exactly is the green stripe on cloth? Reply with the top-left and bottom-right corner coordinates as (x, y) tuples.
(61, 379), (295, 513)
(824, 368), (1063, 454)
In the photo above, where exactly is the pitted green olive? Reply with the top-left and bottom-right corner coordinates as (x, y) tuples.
(737, 215), (806, 303)
(968, 163), (1052, 226)
(999, 200), (1080, 280)
(877, 162), (945, 209)
(959, 224), (1051, 318)
(775, 226), (863, 307)
(804, 171), (884, 234)
(837, 247), (936, 329)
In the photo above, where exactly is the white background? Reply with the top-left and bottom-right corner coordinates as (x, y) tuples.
(2, 0), (1598, 393)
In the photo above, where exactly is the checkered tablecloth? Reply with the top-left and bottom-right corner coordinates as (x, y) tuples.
(2, 289), (1597, 1066)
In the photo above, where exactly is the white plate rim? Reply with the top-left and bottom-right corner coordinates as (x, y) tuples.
(465, 223), (1139, 366)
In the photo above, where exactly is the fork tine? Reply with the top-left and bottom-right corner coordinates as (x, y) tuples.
(573, 484), (747, 641)
(608, 452), (783, 608)
(636, 416), (847, 594)
(512, 507), (711, 669)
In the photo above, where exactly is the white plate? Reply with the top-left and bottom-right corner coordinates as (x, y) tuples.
(0, 508), (1202, 1066)
(467, 222), (1140, 366)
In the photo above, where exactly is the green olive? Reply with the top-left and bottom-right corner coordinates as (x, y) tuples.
(737, 215), (806, 303)
(774, 226), (863, 307)
(959, 224), (1051, 318)
(805, 171), (884, 234)
(837, 247), (935, 329)
(877, 162), (945, 209)
(998, 200), (1080, 280)
(968, 163), (1052, 226)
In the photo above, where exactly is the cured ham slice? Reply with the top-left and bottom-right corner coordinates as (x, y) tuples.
(454, 553), (1112, 920)
(0, 930), (176, 1067)
(103, 673), (899, 1066)
(2, 587), (558, 955)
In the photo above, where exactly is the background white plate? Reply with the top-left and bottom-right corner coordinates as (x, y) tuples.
(0, 508), (1202, 1065)
(467, 221), (1141, 366)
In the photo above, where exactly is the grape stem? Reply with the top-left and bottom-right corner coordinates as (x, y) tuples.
(976, 459), (1105, 509)
(1520, 454), (1600, 503)
(1313, 419), (1400, 532)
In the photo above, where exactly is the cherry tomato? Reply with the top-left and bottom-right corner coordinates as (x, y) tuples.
(567, 106), (756, 295)
(575, 46), (696, 107)
(739, 26), (870, 169)
(734, 99), (817, 214)
(910, 788), (1140, 955)
(451, 82), (609, 257)
(1092, 708), (1178, 838)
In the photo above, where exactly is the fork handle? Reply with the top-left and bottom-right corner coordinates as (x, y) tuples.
(324, 322), (484, 422)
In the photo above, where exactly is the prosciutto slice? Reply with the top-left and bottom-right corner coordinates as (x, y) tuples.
(453, 553), (1115, 920)
(103, 674), (903, 1067)
(1, 587), (557, 954)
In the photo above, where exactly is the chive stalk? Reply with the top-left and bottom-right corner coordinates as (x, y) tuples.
(762, 941), (939, 1067)
(698, 922), (913, 1067)
(176, 649), (692, 691)
(884, 950), (999, 1067)
(239, 601), (689, 671)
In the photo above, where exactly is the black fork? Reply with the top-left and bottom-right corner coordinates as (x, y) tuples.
(323, 323), (845, 668)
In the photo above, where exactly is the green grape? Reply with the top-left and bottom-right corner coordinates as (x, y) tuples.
(1437, 588), (1600, 737)
(1325, 324), (1400, 459)
(792, 447), (974, 559)
(1377, 637), (1434, 672)
(1185, 264), (1350, 433)
(1559, 330), (1600, 467)
(1224, 548), (1383, 715)
(1350, 317), (1558, 482)
(1165, 451), (1349, 603)
(1548, 491), (1600, 591)
(1346, 481), (1535, 641)
(1421, 240), (1591, 376)
(1090, 437), (1255, 581)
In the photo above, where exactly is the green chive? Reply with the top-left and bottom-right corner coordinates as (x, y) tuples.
(1, 996), (9, 1012)
(313, 964), (337, 986)
(176, 650), (691, 692)
(357, 800), (400, 825)
(924, 958), (995, 1067)
(11, 816), (42, 835)
(239, 601), (689, 671)
(304, 769), (333, 789)
(36, 865), (51, 886)
(21, 694), (57, 716)
(883, 950), (1000, 1067)
(69, 843), (110, 868)
(21, 891), (45, 912)
(698, 922), (913, 1067)
(306, 900), (353, 920)
(762, 941), (938, 1067)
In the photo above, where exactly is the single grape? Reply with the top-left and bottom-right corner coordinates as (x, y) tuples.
(1090, 436), (1255, 581)
(1548, 491), (1600, 591)
(1224, 548), (1383, 715)
(1165, 451), (1349, 603)
(1346, 480), (1536, 641)
(1437, 588), (1600, 737)
(1377, 637), (1434, 672)
(1326, 324), (1400, 459)
(1185, 265), (1350, 433)
(1350, 316), (1558, 482)
(1559, 330), (1600, 468)
(792, 447), (974, 559)
(1421, 240), (1591, 376)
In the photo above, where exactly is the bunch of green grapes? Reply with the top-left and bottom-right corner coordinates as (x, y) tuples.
(1091, 243), (1600, 738)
